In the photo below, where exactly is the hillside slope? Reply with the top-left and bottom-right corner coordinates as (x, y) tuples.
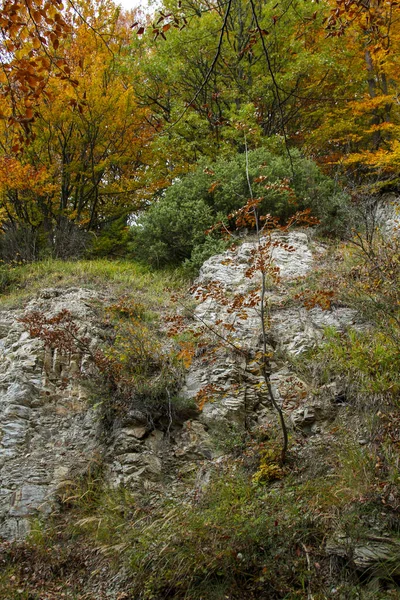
(0, 236), (399, 599)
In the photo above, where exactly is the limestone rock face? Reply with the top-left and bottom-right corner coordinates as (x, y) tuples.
(0, 231), (364, 541)
(271, 306), (358, 356)
(198, 232), (314, 289)
(0, 288), (103, 540)
(376, 194), (400, 235)
(0, 288), (217, 539)
(326, 532), (400, 576)
(184, 231), (359, 430)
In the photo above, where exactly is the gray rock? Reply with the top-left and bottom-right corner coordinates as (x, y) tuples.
(198, 231), (313, 290)
(185, 230), (364, 438)
(375, 194), (400, 236)
(327, 533), (400, 576)
(0, 230), (368, 541)
(122, 426), (147, 439)
(0, 288), (104, 540)
(271, 306), (359, 356)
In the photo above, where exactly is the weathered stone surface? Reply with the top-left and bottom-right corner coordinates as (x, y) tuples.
(185, 231), (359, 432)
(122, 426), (148, 440)
(327, 533), (400, 576)
(198, 231), (314, 290)
(0, 230), (368, 542)
(271, 306), (359, 356)
(290, 398), (336, 434)
(376, 194), (400, 235)
(0, 288), (103, 540)
(172, 420), (213, 460)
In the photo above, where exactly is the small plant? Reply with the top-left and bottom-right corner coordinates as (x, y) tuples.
(19, 295), (187, 431)
(169, 139), (318, 464)
(252, 447), (284, 484)
(346, 231), (400, 349)
(19, 308), (92, 356)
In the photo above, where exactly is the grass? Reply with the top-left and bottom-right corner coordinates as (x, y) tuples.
(0, 258), (187, 308)
(311, 327), (400, 399)
(2, 356), (399, 599)
(6, 417), (390, 600)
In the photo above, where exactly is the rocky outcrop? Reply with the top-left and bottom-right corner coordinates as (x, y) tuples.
(376, 193), (400, 235)
(0, 288), (215, 539)
(327, 532), (400, 578)
(0, 231), (363, 540)
(0, 288), (103, 540)
(183, 231), (359, 431)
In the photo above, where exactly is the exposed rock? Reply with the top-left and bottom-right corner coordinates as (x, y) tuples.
(172, 420), (213, 460)
(122, 425), (148, 440)
(185, 231), (360, 432)
(290, 397), (336, 434)
(0, 288), (104, 540)
(270, 306), (359, 356)
(198, 231), (314, 290)
(376, 194), (400, 236)
(327, 533), (400, 577)
(0, 230), (366, 541)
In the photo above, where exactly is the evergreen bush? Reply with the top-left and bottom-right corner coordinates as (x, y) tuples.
(130, 145), (350, 270)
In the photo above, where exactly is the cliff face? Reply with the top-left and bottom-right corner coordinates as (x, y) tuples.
(0, 288), (102, 540)
(0, 232), (359, 541)
(0, 286), (209, 540)
(184, 231), (359, 430)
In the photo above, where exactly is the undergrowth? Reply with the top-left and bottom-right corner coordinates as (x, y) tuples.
(91, 295), (191, 430)
(313, 327), (400, 399)
(5, 424), (397, 600)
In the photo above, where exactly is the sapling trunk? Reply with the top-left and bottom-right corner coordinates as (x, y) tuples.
(245, 136), (289, 464)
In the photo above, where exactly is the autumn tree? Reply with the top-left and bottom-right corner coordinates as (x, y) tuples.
(0, 0), (163, 259)
(130, 0), (399, 194)
(303, 0), (400, 188)
(2, 0), (397, 261)
(0, 0), (73, 141)
(130, 0), (338, 166)
(165, 139), (318, 463)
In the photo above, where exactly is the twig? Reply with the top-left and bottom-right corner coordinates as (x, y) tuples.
(166, 388), (173, 438)
(301, 542), (314, 600)
(248, 0), (294, 176)
(244, 135), (288, 463)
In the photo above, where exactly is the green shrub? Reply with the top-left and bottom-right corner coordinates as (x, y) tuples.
(130, 191), (214, 268)
(314, 327), (400, 398)
(204, 146), (348, 231)
(86, 216), (131, 258)
(130, 144), (350, 270)
(182, 235), (229, 275)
